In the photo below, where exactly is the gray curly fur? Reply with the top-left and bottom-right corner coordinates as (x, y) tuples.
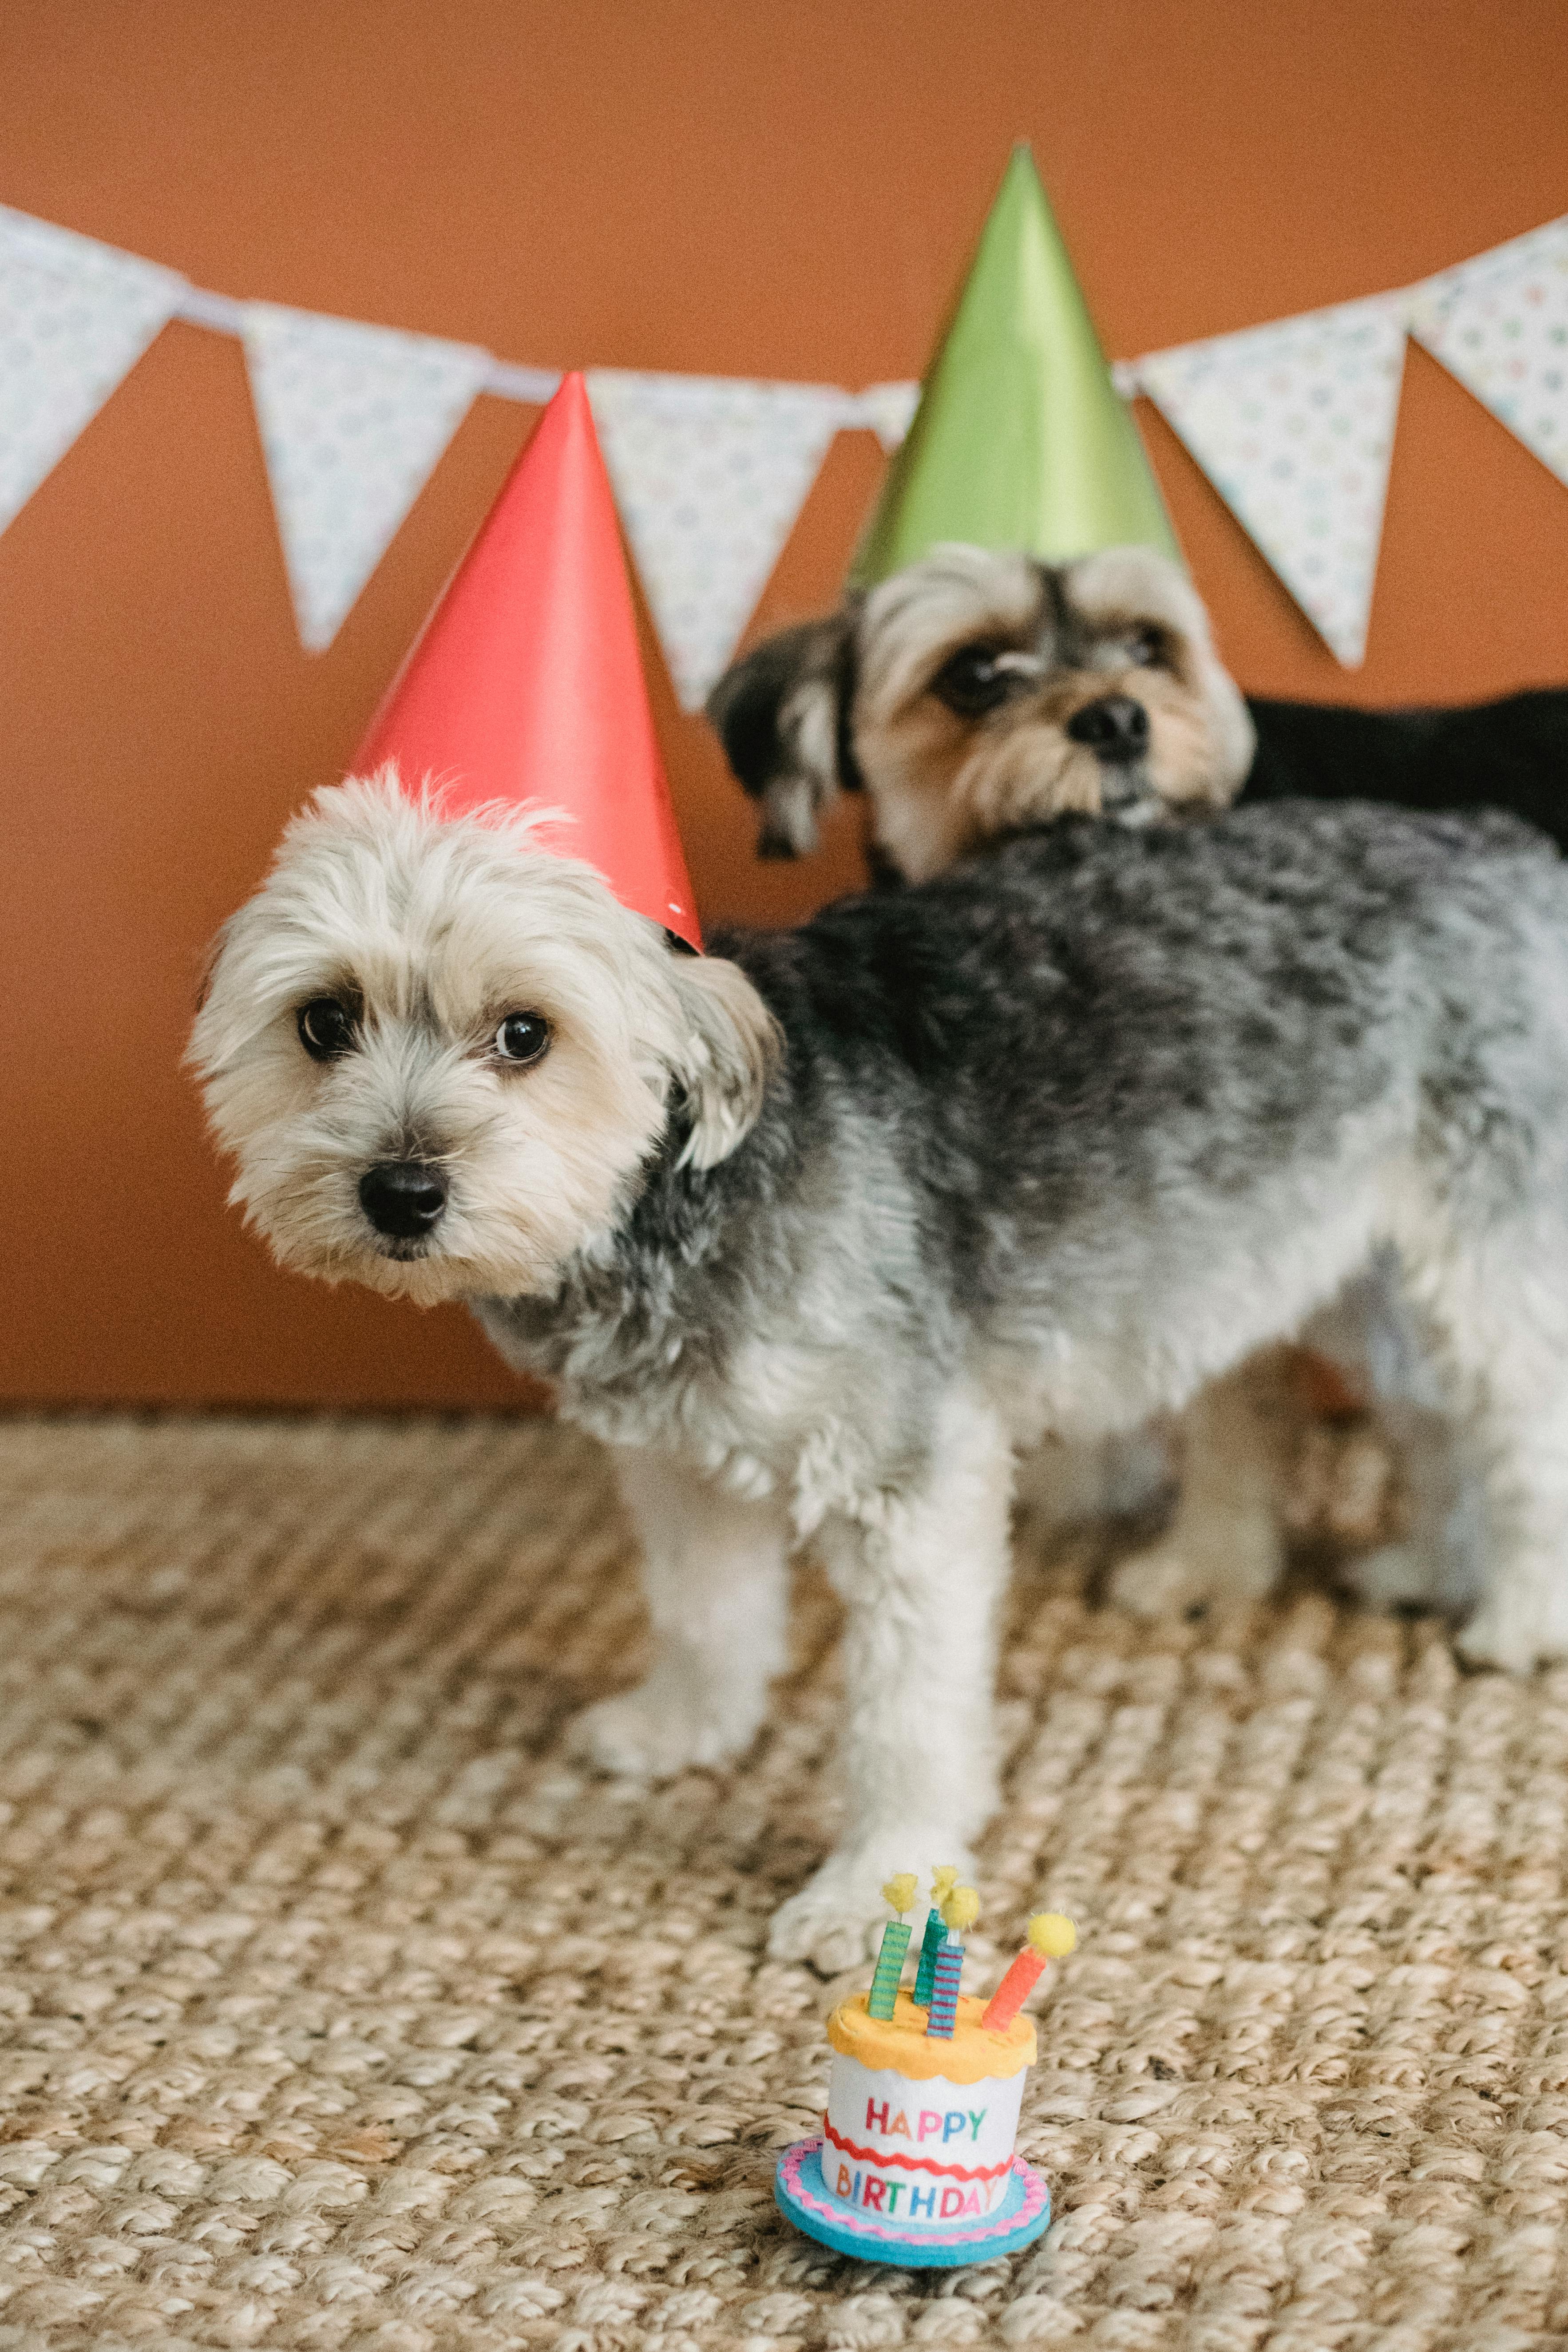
(480, 800), (1564, 1496)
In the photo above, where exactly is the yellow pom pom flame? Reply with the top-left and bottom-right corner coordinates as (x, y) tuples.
(881, 1873), (919, 1917)
(941, 1884), (981, 1935)
(1027, 1912), (1077, 1958)
(929, 1863), (960, 1905)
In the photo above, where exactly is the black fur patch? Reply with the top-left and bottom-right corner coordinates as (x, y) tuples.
(1243, 688), (1568, 851)
(706, 611), (864, 804)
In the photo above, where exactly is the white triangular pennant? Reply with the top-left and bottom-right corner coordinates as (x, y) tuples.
(1136, 295), (1407, 665)
(1410, 216), (1568, 488)
(856, 380), (921, 452)
(243, 303), (491, 651)
(0, 208), (185, 535)
(587, 371), (847, 709)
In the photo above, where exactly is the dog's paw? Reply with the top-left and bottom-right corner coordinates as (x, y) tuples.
(568, 1674), (761, 1780)
(1109, 1516), (1284, 1618)
(1341, 1541), (1445, 1612)
(1108, 1540), (1213, 1618)
(768, 1841), (976, 1974)
(1455, 1590), (1568, 1674)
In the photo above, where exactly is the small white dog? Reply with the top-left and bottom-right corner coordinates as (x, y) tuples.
(193, 774), (1568, 1965)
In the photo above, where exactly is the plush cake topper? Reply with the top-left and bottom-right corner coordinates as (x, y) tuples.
(776, 1874), (1078, 2267)
(852, 143), (1179, 587)
(353, 369), (701, 950)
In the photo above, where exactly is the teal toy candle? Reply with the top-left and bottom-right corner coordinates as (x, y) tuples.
(911, 1865), (959, 2007)
(866, 1873), (918, 2021)
(867, 1920), (913, 2018)
(912, 1909), (947, 2007)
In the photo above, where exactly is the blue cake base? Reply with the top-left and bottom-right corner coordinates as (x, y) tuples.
(774, 2137), (1051, 2269)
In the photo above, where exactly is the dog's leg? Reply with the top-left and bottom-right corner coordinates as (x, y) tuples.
(1012, 1428), (1172, 1563)
(570, 1448), (790, 1778)
(1340, 1395), (1485, 1614)
(1300, 1257), (1471, 1612)
(1417, 1225), (1568, 1672)
(768, 1384), (1013, 1971)
(1107, 1350), (1294, 1616)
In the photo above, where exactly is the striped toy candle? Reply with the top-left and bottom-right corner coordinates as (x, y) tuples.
(925, 1885), (980, 2039)
(982, 1913), (1077, 2033)
(925, 1939), (965, 2037)
(912, 1865), (959, 2007)
(867, 1873), (919, 2020)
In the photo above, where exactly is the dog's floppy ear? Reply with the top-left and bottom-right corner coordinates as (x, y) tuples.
(706, 607), (861, 858)
(665, 951), (782, 1170)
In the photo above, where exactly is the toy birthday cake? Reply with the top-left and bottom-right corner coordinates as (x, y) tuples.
(775, 1872), (1076, 2268)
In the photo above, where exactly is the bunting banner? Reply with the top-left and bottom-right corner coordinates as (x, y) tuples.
(1409, 216), (1568, 490)
(588, 370), (848, 708)
(0, 201), (1567, 682)
(243, 303), (492, 650)
(0, 208), (185, 538)
(1134, 294), (1407, 666)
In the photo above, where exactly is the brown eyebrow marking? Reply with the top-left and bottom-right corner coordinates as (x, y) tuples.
(1077, 608), (1192, 686)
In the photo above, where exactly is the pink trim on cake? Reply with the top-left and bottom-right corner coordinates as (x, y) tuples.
(822, 2117), (1013, 2182)
(780, 2140), (1049, 2246)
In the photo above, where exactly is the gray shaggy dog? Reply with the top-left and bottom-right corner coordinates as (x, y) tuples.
(193, 777), (1568, 1967)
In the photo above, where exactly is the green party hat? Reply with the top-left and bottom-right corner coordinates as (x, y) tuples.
(853, 145), (1179, 584)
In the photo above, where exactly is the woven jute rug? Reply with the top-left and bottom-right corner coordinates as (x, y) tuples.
(0, 1414), (1566, 2352)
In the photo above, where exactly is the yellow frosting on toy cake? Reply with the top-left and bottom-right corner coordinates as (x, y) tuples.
(827, 1989), (1036, 2083)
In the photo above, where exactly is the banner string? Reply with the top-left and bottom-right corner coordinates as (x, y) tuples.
(4, 204), (1566, 679)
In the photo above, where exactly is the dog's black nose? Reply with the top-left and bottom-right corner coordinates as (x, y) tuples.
(1066, 694), (1150, 764)
(359, 1161), (447, 1239)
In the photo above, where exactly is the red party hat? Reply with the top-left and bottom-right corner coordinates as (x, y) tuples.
(353, 371), (701, 948)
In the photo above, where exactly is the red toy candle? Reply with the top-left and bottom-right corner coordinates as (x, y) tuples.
(982, 1912), (1077, 2033)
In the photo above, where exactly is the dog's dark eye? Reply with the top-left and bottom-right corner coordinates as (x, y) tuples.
(494, 1012), (552, 1066)
(297, 998), (356, 1061)
(930, 644), (1013, 717)
(1125, 626), (1168, 669)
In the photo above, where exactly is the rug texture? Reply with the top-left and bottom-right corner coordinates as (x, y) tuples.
(0, 1413), (1566, 2352)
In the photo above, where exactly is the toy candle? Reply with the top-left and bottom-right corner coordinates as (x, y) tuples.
(867, 1874), (919, 2020)
(925, 1885), (979, 2040)
(912, 1865), (959, 2007)
(982, 1912), (1077, 2032)
(925, 1941), (964, 2037)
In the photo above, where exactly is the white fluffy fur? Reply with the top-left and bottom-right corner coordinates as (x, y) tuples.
(190, 773), (777, 1307)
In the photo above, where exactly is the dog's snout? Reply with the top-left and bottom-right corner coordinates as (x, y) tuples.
(359, 1161), (447, 1239)
(1066, 694), (1150, 763)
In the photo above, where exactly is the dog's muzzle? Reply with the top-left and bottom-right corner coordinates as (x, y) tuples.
(359, 1160), (448, 1241)
(1066, 694), (1150, 765)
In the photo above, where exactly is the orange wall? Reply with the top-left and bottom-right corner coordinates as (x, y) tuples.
(5, 0), (1568, 1408)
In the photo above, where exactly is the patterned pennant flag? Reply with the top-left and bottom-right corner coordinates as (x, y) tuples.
(856, 380), (921, 452)
(1134, 294), (1408, 665)
(587, 370), (848, 709)
(0, 208), (186, 536)
(1410, 216), (1568, 488)
(243, 303), (492, 651)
